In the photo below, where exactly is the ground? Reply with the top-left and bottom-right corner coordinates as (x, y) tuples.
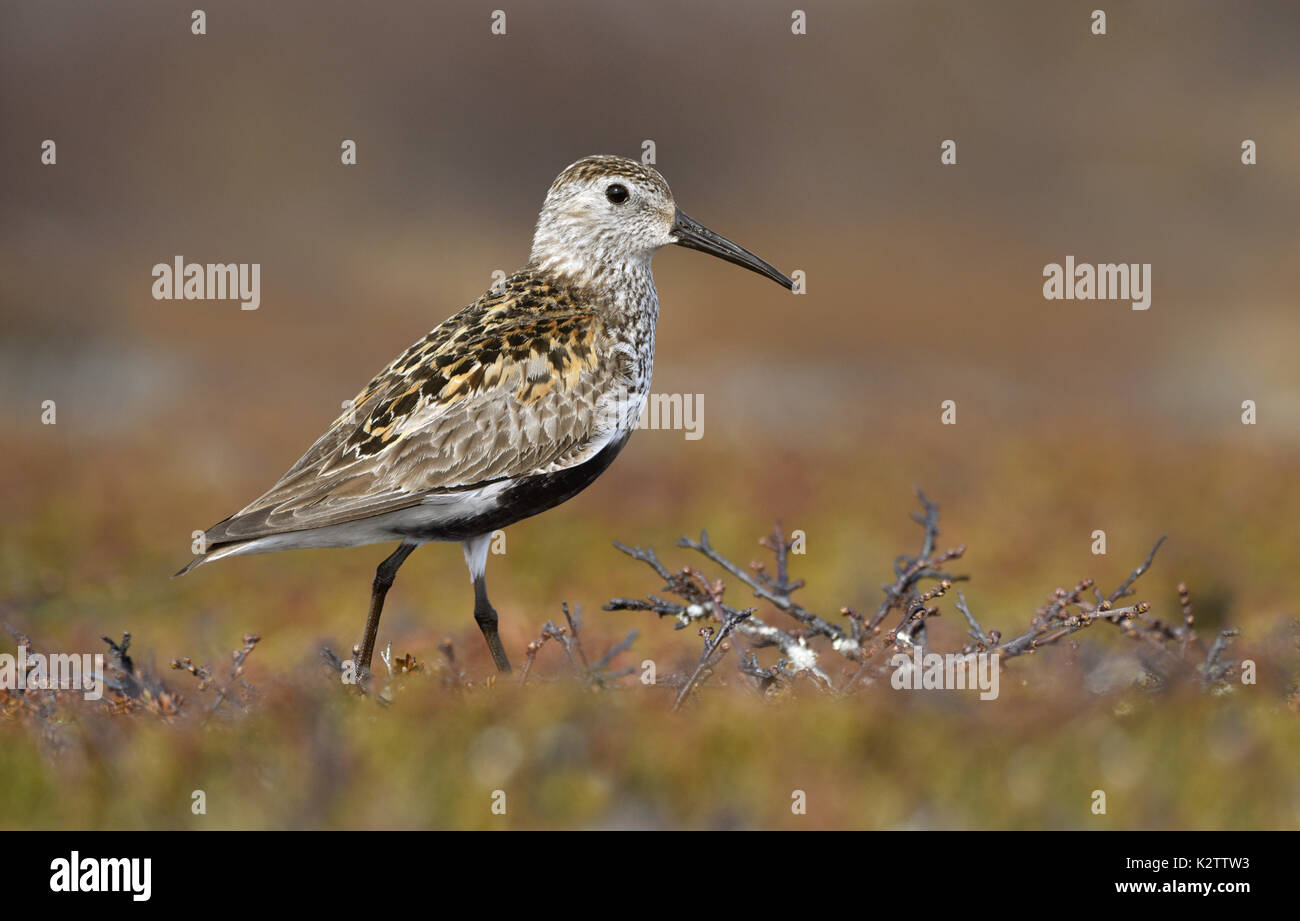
(3, 419), (1298, 830)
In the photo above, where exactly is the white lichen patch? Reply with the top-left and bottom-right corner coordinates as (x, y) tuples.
(785, 639), (819, 673)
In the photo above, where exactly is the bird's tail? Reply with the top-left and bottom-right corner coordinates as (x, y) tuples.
(173, 554), (207, 578)
(173, 534), (260, 577)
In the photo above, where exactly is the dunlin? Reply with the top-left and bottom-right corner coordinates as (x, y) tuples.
(179, 155), (792, 674)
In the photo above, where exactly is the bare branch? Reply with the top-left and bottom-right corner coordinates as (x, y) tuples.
(606, 491), (1231, 701)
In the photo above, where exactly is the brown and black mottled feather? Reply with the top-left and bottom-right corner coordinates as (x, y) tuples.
(202, 270), (628, 547)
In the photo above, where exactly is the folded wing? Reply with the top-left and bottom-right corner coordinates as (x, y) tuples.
(203, 283), (629, 547)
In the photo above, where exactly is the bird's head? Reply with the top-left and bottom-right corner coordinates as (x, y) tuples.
(530, 155), (793, 291)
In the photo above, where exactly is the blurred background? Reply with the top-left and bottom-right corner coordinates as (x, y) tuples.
(2, 0), (1298, 829)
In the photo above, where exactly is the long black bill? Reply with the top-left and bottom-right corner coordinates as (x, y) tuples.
(670, 208), (794, 290)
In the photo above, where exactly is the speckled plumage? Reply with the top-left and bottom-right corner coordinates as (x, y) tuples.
(192, 269), (646, 550)
(179, 154), (791, 673)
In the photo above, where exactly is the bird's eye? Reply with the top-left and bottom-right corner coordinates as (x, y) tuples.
(605, 183), (629, 204)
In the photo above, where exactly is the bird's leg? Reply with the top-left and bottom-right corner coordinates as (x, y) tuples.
(357, 541), (418, 675)
(462, 534), (511, 673)
(473, 574), (512, 674)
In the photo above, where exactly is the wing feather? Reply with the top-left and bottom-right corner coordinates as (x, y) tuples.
(202, 273), (632, 547)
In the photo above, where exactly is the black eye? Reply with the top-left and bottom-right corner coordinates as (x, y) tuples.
(605, 183), (629, 204)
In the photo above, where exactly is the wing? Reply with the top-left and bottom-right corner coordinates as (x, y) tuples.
(203, 274), (631, 546)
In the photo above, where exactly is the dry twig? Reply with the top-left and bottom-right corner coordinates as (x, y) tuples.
(607, 491), (1240, 701)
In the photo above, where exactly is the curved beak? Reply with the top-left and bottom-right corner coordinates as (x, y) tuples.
(670, 208), (794, 290)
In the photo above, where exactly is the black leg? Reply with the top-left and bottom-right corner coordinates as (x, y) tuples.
(358, 542), (417, 673)
(473, 574), (512, 673)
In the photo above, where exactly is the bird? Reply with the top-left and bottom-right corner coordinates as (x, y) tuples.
(177, 154), (792, 676)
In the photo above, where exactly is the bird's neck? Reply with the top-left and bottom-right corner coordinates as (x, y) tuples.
(526, 248), (658, 327)
(528, 243), (649, 289)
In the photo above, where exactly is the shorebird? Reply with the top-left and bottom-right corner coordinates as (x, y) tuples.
(178, 155), (792, 674)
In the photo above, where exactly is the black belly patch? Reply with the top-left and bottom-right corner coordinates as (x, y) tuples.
(393, 432), (633, 543)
